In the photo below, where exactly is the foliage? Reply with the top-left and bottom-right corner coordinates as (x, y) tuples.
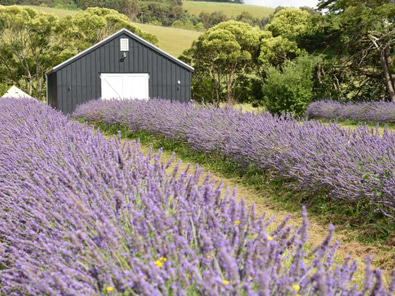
(316, 0), (395, 102)
(262, 55), (318, 115)
(198, 10), (228, 28)
(259, 32), (301, 68)
(136, 1), (183, 26)
(265, 8), (311, 40)
(0, 6), (70, 99)
(171, 19), (195, 30)
(2, 98), (394, 294)
(306, 100), (395, 124)
(66, 7), (158, 52)
(73, 98), (395, 226)
(186, 20), (261, 104)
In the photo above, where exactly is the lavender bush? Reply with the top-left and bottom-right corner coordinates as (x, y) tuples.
(73, 99), (395, 221)
(1, 98), (394, 294)
(306, 100), (395, 124)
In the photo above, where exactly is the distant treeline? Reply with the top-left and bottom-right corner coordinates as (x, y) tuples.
(0, 0), (255, 29)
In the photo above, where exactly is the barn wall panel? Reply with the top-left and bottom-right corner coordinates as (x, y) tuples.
(49, 30), (192, 114)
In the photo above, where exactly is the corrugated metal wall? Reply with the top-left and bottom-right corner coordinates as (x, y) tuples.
(49, 33), (192, 115)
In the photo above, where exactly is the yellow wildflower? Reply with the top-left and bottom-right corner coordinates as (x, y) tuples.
(292, 284), (300, 292)
(154, 260), (163, 268)
(277, 147), (281, 150)
(268, 236), (273, 241)
(222, 280), (230, 285)
(235, 220), (241, 225)
(106, 286), (114, 292)
(248, 276), (253, 280)
(159, 257), (167, 262)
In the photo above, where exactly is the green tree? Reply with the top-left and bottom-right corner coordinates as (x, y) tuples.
(265, 8), (311, 40)
(259, 31), (301, 68)
(317, 0), (395, 101)
(68, 7), (158, 52)
(0, 6), (158, 100)
(186, 21), (261, 104)
(0, 6), (69, 99)
(262, 55), (319, 115)
(198, 11), (228, 29)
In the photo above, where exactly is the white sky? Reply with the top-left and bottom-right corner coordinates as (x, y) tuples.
(244, 0), (319, 8)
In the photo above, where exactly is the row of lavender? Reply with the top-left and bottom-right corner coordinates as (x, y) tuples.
(1, 99), (394, 295)
(306, 100), (395, 124)
(73, 99), (395, 221)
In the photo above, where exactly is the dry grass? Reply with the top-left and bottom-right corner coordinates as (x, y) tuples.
(184, 1), (274, 18)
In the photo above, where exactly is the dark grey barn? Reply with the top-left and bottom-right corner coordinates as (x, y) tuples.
(46, 28), (194, 114)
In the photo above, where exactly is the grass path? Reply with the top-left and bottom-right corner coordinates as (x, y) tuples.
(126, 139), (395, 285)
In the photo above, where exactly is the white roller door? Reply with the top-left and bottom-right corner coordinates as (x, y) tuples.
(101, 73), (149, 100)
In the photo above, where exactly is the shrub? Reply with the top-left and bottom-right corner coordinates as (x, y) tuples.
(262, 55), (317, 115)
(2, 97), (395, 295)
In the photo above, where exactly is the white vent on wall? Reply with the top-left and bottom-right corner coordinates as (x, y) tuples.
(120, 38), (129, 51)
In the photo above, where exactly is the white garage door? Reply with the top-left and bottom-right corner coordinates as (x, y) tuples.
(101, 73), (149, 100)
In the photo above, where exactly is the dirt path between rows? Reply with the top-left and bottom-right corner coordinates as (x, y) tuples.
(133, 141), (394, 285)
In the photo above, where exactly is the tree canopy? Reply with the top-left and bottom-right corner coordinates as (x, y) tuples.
(265, 8), (311, 40)
(0, 6), (157, 99)
(186, 21), (261, 104)
(315, 0), (395, 101)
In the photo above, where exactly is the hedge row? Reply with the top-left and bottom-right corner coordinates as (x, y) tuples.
(4, 98), (395, 294)
(305, 100), (395, 124)
(73, 99), (395, 222)
(0, 99), (395, 295)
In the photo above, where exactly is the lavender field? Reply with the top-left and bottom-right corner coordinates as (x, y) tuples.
(73, 99), (395, 223)
(306, 100), (395, 124)
(1, 98), (394, 294)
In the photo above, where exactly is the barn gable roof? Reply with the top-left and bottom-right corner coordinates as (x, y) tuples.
(47, 28), (194, 74)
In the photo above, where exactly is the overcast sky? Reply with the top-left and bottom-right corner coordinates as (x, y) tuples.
(244, 0), (319, 8)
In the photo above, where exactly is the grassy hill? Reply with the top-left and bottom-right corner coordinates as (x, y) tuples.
(133, 23), (201, 57)
(21, 5), (77, 17)
(18, 6), (200, 57)
(183, 1), (274, 18)
(17, 2), (274, 57)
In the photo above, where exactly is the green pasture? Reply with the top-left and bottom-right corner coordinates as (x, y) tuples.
(20, 5), (77, 17)
(184, 1), (274, 18)
(132, 23), (201, 57)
